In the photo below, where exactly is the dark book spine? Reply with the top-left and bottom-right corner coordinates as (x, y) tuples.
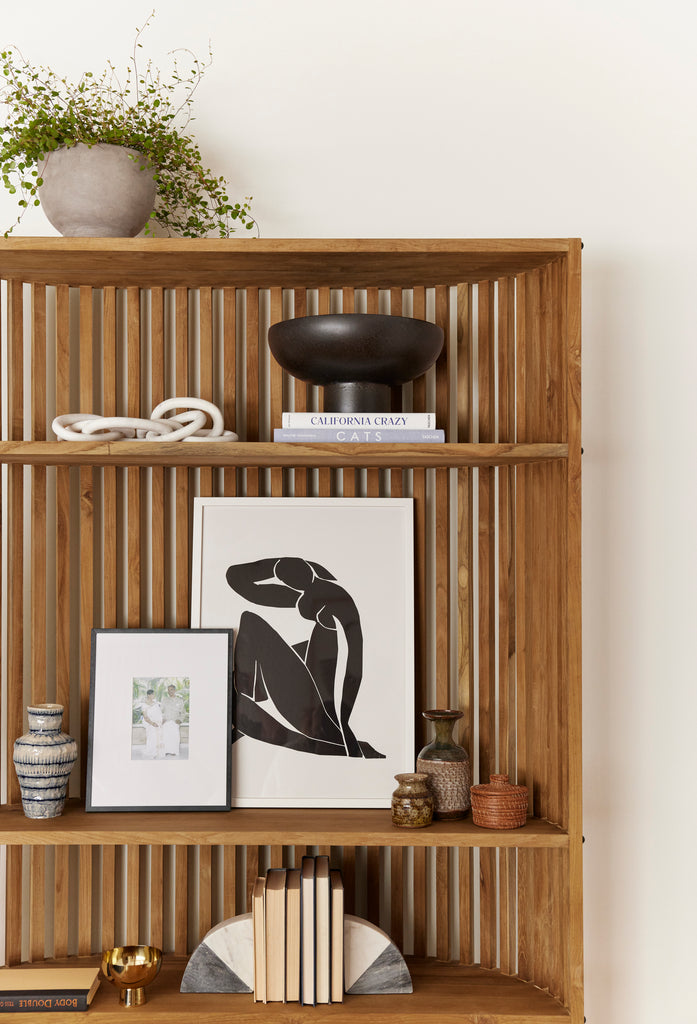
(0, 992), (89, 1012)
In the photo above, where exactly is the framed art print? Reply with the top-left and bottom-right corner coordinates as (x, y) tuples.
(191, 497), (414, 808)
(86, 628), (234, 812)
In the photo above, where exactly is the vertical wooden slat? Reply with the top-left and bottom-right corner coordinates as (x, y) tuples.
(517, 847), (534, 982)
(497, 277), (516, 778)
(102, 288), (118, 632)
(389, 287), (403, 411)
(555, 849), (569, 1007)
(413, 469), (427, 752)
(78, 287), (96, 752)
(246, 288), (259, 443)
(126, 845), (140, 943)
(537, 268), (554, 827)
(127, 288), (141, 629)
(365, 846), (380, 926)
(223, 846), (237, 920)
(498, 276), (517, 973)
(55, 286), (72, 715)
(340, 846), (355, 917)
(79, 467), (93, 787)
(458, 846), (474, 964)
(544, 262), (566, 828)
(150, 846), (164, 950)
(435, 846), (449, 961)
(246, 288), (260, 496)
(30, 847), (45, 961)
(434, 467), (449, 709)
(533, 848), (554, 994)
(101, 846), (116, 953)
(246, 846), (259, 913)
(412, 846), (427, 958)
(411, 287), (427, 416)
(78, 288), (96, 785)
(292, 288), (309, 414)
(150, 287), (165, 628)
(499, 846), (517, 975)
(173, 289), (190, 626)
(5, 846), (23, 964)
(290, 288), (311, 496)
(78, 845), (92, 955)
(55, 284), (71, 416)
(318, 466), (332, 497)
(199, 846), (213, 941)
(565, 241), (584, 1021)
(222, 286), (237, 429)
(434, 285), (449, 435)
(269, 288), (284, 432)
(199, 287), (214, 498)
(223, 287), (238, 496)
(53, 846), (70, 959)
(8, 278), (23, 443)
(174, 846), (188, 955)
(456, 282), (475, 968)
(515, 270), (534, 984)
(515, 273), (530, 811)
(31, 285), (47, 705)
(79, 287), (93, 413)
(527, 272), (545, 821)
(7, 280), (24, 805)
(477, 279), (497, 970)
(390, 847), (404, 950)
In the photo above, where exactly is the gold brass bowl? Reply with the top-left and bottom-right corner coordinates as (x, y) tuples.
(102, 945), (162, 1006)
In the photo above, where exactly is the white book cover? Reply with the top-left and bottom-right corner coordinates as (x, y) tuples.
(281, 411), (436, 429)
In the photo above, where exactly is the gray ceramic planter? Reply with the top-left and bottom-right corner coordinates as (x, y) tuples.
(38, 143), (156, 237)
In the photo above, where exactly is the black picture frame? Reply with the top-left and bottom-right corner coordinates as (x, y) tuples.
(86, 628), (234, 812)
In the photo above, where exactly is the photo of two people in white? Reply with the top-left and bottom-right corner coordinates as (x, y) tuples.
(132, 679), (189, 760)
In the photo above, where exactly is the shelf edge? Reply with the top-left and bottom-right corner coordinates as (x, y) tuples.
(0, 441), (569, 469)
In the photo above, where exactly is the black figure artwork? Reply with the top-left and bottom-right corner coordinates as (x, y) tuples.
(226, 556), (385, 758)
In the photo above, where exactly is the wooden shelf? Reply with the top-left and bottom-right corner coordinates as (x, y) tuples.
(0, 958), (569, 1022)
(0, 440), (568, 469)
(0, 238), (583, 1022)
(0, 236), (576, 288)
(0, 802), (568, 848)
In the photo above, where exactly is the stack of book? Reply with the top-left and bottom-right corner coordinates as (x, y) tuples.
(0, 966), (101, 1013)
(252, 855), (344, 1004)
(274, 411), (444, 443)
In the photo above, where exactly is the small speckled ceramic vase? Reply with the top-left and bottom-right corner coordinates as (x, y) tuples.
(416, 709), (471, 820)
(391, 772), (433, 828)
(13, 704), (77, 819)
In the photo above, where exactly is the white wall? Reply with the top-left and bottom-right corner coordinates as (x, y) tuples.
(2, 1), (696, 1020)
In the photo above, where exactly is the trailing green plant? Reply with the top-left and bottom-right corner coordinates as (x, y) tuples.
(0, 11), (257, 237)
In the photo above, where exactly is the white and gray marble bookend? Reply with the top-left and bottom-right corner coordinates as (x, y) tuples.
(180, 909), (412, 996)
(180, 912), (254, 993)
(344, 914), (412, 994)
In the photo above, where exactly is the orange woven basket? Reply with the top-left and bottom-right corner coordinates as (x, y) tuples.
(470, 773), (528, 829)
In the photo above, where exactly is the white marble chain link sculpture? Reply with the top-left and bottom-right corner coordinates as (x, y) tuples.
(52, 398), (238, 442)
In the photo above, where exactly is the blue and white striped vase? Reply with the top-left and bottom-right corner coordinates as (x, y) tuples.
(13, 704), (78, 819)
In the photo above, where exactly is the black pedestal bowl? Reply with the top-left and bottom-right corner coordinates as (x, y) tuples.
(268, 313), (444, 413)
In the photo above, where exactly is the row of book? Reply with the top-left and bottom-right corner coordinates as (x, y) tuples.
(253, 856), (344, 1005)
(275, 411), (444, 443)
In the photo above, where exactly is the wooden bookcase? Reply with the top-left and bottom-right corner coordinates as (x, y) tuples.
(0, 238), (582, 1022)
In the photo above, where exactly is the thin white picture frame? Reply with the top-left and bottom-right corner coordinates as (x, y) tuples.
(191, 497), (415, 808)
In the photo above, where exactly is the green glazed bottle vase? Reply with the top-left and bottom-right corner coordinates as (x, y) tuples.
(416, 709), (471, 820)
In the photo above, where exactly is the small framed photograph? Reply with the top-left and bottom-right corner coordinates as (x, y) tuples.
(191, 497), (414, 808)
(86, 628), (234, 812)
